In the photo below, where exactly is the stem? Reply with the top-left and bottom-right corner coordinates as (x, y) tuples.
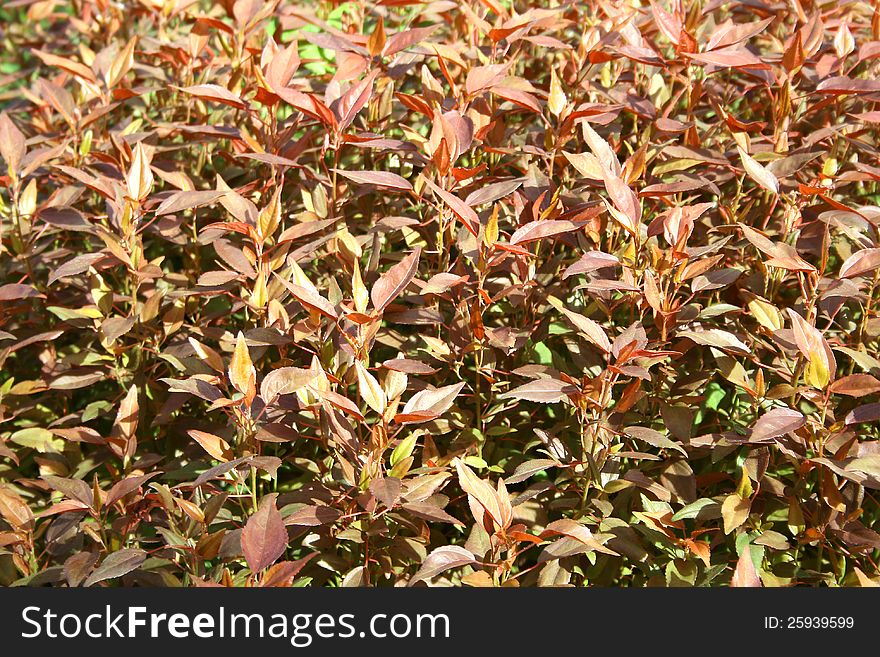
(857, 269), (879, 346)
(250, 466), (258, 513)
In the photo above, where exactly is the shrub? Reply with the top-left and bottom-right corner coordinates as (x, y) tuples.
(0, 0), (878, 587)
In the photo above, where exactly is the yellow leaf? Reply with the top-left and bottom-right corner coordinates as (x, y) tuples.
(188, 337), (224, 372)
(804, 353), (831, 389)
(116, 385), (139, 443)
(296, 356), (328, 407)
(787, 309), (835, 388)
(106, 36), (136, 89)
(335, 227), (362, 262)
(352, 262), (369, 314)
(834, 22), (854, 59)
(453, 457), (511, 533)
(290, 260), (319, 296)
(384, 368), (408, 401)
(737, 146), (778, 194)
(716, 355), (752, 391)
(18, 178), (37, 218)
(721, 493), (750, 534)
(483, 204), (499, 247)
(250, 269), (268, 309)
(548, 68), (567, 117)
(109, 385), (139, 465)
(174, 497), (206, 523)
(229, 331), (256, 399)
(736, 467), (753, 499)
(748, 297), (783, 331)
(582, 121), (620, 175)
(188, 429), (233, 462)
(603, 198), (637, 237)
(822, 157), (838, 178)
(355, 361), (386, 414)
(126, 141), (154, 201)
(257, 188), (281, 241)
(562, 152), (603, 179)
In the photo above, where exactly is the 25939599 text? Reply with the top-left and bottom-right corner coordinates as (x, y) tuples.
(763, 616), (855, 630)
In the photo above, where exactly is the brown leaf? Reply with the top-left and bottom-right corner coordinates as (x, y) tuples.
(175, 84), (248, 110)
(275, 275), (338, 319)
(260, 554), (317, 587)
(816, 76), (880, 95)
(155, 190), (225, 216)
(104, 473), (158, 509)
(333, 69), (380, 131)
(453, 458), (512, 533)
(409, 545), (475, 586)
(550, 299), (611, 353)
(283, 505), (342, 527)
(510, 219), (586, 245)
(422, 179), (480, 237)
(83, 549), (146, 587)
(32, 49), (96, 83)
(401, 382), (465, 418)
(686, 48), (765, 68)
(0, 486), (34, 531)
(333, 169), (412, 191)
(540, 519), (618, 555)
(369, 477), (402, 509)
(260, 367), (316, 404)
(0, 284), (43, 301)
(839, 248), (880, 279)
(0, 113), (26, 174)
(499, 378), (577, 403)
(370, 248), (421, 313)
(43, 475), (94, 508)
(241, 494), (288, 572)
(750, 408), (806, 442)
(830, 374), (880, 397)
(844, 403), (880, 425)
(382, 358), (438, 375)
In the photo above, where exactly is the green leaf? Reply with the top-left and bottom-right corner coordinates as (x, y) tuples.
(9, 428), (63, 453)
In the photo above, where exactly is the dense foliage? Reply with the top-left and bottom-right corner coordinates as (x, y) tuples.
(0, 0), (879, 588)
